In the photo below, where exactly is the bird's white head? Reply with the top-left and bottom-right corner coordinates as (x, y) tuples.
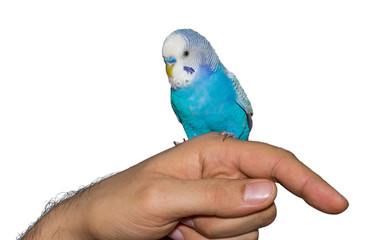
(162, 29), (220, 89)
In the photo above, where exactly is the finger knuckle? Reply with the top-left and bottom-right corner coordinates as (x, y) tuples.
(198, 224), (218, 238)
(239, 230), (260, 240)
(193, 216), (227, 238)
(249, 230), (259, 240)
(266, 203), (277, 225)
(258, 204), (277, 228)
(281, 148), (298, 161)
(138, 179), (168, 210)
(204, 180), (231, 213)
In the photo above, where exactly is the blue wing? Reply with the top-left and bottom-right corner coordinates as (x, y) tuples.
(171, 95), (182, 124)
(225, 69), (253, 129)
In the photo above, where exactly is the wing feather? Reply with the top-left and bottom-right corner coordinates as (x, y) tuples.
(225, 69), (253, 129)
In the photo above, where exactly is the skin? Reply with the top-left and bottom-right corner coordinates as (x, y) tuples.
(21, 133), (348, 240)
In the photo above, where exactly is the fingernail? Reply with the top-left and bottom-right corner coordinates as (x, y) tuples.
(244, 180), (274, 204)
(181, 218), (194, 228)
(169, 228), (184, 240)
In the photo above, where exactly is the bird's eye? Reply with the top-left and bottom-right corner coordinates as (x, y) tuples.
(183, 51), (189, 57)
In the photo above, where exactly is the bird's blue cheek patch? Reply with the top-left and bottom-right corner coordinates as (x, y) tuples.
(183, 66), (195, 74)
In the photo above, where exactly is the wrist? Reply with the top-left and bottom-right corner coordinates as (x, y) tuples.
(22, 195), (92, 240)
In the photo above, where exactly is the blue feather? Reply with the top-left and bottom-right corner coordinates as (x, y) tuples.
(183, 66), (195, 74)
(164, 29), (253, 140)
(171, 64), (251, 140)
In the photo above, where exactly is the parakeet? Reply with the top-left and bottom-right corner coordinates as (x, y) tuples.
(162, 29), (253, 140)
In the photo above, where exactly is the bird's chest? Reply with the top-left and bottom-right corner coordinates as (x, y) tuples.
(174, 88), (216, 115)
(171, 79), (234, 120)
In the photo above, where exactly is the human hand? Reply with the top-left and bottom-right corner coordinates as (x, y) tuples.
(23, 133), (348, 240)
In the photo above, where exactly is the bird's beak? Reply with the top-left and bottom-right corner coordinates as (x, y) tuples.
(164, 56), (176, 77)
(166, 63), (174, 77)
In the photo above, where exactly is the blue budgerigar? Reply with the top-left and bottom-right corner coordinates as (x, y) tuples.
(162, 29), (253, 140)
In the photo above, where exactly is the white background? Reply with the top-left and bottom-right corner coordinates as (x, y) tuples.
(1, 1), (385, 239)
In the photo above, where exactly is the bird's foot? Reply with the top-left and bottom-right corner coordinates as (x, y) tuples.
(173, 138), (186, 146)
(219, 131), (236, 141)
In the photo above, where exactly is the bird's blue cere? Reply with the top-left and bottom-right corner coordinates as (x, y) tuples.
(164, 56), (176, 64)
(162, 29), (254, 141)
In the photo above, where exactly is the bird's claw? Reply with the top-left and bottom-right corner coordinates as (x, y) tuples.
(219, 131), (236, 141)
(173, 138), (186, 146)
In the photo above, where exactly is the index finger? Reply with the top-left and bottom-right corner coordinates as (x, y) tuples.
(231, 138), (349, 214)
(153, 133), (348, 214)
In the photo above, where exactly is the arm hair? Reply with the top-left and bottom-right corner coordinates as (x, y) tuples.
(17, 173), (116, 240)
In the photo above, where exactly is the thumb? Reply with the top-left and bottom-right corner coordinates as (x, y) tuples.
(166, 178), (277, 219)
